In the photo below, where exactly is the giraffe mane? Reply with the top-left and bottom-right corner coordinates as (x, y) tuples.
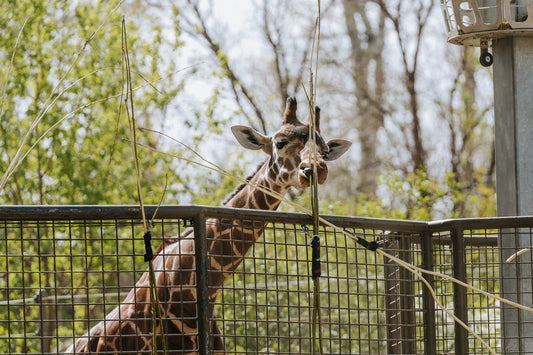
(154, 228), (193, 255)
(153, 160), (269, 255)
(222, 159), (269, 205)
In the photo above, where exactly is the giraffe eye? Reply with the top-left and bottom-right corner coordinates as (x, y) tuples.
(275, 141), (288, 150)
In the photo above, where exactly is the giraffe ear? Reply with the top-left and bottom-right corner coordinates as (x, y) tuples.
(324, 139), (352, 161)
(231, 126), (272, 153)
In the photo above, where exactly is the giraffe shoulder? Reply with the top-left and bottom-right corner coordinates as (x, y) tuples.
(154, 228), (194, 255)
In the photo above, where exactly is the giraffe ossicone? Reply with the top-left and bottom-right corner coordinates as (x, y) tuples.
(67, 96), (351, 354)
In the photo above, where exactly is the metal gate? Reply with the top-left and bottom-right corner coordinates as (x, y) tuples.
(1, 205), (532, 354)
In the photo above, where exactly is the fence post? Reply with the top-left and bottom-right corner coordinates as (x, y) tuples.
(398, 235), (416, 354)
(498, 226), (533, 354)
(384, 233), (416, 354)
(451, 227), (468, 354)
(420, 231), (436, 355)
(384, 236), (401, 354)
(194, 212), (210, 355)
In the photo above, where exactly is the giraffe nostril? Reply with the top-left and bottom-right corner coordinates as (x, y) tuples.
(302, 168), (313, 178)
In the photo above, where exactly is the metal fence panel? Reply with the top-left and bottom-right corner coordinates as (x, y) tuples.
(0, 206), (531, 354)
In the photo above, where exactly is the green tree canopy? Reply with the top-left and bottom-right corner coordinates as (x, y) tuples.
(0, 0), (184, 205)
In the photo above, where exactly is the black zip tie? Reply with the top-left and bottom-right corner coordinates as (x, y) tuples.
(143, 230), (154, 262)
(301, 225), (321, 279)
(344, 229), (381, 252)
(309, 235), (321, 279)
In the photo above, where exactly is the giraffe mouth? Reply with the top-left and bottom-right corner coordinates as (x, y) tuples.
(298, 168), (327, 187)
(298, 168), (312, 187)
(298, 176), (311, 187)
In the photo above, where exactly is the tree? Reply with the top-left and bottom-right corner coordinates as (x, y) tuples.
(342, 0), (387, 195)
(0, 1), (500, 353)
(436, 46), (496, 217)
(169, 0), (496, 217)
(173, 0), (356, 202)
(0, 1), (185, 352)
(373, 0), (434, 172)
(0, 0), (184, 205)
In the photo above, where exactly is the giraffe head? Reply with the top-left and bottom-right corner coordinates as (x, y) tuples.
(231, 97), (352, 190)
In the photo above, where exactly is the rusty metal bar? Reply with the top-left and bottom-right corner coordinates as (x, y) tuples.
(384, 236), (402, 354)
(0, 205), (429, 232)
(383, 234), (416, 354)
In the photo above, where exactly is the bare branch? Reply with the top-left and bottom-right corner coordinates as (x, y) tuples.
(372, 0), (435, 169)
(262, 2), (289, 107)
(185, 0), (268, 133)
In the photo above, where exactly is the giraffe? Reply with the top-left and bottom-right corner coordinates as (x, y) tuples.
(66, 96), (351, 354)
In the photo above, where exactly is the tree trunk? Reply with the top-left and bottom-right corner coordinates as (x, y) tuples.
(342, 0), (386, 195)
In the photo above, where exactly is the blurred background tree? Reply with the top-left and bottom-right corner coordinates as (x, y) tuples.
(0, 0), (496, 215)
(0, 0), (185, 205)
(168, 0), (495, 218)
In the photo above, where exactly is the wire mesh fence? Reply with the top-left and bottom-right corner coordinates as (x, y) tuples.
(0, 206), (532, 354)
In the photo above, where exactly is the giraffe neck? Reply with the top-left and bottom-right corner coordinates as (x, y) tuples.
(223, 159), (285, 210)
(207, 159), (287, 295)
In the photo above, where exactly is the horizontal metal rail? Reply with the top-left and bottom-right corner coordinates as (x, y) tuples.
(0, 205), (532, 354)
(2, 204), (532, 231)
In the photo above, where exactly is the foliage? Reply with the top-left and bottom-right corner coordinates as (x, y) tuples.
(374, 168), (495, 220)
(0, 0), (184, 205)
(189, 151), (249, 206)
(285, 167), (496, 221)
(0, 1), (185, 352)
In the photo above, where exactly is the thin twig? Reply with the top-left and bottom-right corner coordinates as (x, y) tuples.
(151, 174), (169, 225)
(506, 247), (533, 263)
(0, 0), (124, 193)
(122, 18), (146, 232)
(0, 17), (29, 121)
(306, 1), (323, 354)
(121, 18), (167, 355)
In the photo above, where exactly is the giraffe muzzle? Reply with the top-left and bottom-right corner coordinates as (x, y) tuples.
(298, 162), (328, 186)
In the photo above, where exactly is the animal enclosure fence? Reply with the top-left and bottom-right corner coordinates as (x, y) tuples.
(0, 205), (532, 354)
